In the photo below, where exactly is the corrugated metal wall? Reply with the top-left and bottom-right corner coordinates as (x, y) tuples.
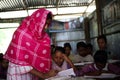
(55, 31), (85, 54)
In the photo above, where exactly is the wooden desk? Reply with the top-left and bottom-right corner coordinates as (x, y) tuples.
(74, 62), (93, 70)
(68, 76), (120, 80)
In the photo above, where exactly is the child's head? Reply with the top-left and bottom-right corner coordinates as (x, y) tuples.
(64, 43), (72, 56)
(97, 35), (107, 50)
(0, 53), (9, 69)
(76, 42), (87, 57)
(51, 44), (56, 55)
(52, 46), (65, 67)
(86, 43), (93, 55)
(94, 50), (108, 70)
(0, 53), (4, 63)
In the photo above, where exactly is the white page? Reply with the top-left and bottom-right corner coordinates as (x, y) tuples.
(74, 63), (84, 66)
(57, 68), (76, 77)
(45, 68), (75, 80)
(74, 62), (93, 66)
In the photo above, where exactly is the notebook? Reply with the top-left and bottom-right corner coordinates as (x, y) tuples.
(45, 68), (75, 80)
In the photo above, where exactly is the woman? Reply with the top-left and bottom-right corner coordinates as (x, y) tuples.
(4, 8), (57, 80)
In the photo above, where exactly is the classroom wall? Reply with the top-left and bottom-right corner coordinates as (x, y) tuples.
(104, 24), (120, 59)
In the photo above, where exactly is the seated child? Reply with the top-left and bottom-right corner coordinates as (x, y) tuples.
(51, 46), (76, 71)
(86, 43), (93, 56)
(75, 50), (120, 76)
(0, 53), (9, 79)
(74, 42), (94, 63)
(63, 43), (75, 62)
(97, 35), (113, 59)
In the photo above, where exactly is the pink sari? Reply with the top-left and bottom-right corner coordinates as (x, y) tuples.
(4, 8), (52, 73)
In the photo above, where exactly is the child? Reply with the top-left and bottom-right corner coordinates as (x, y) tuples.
(63, 43), (75, 62)
(86, 43), (93, 56)
(64, 43), (72, 57)
(97, 35), (112, 59)
(4, 8), (57, 80)
(0, 53), (9, 79)
(76, 50), (120, 76)
(52, 46), (76, 71)
(74, 42), (94, 63)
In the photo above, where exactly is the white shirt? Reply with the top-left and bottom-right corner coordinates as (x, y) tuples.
(72, 54), (94, 63)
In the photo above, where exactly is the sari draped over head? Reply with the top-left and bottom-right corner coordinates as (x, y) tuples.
(4, 8), (52, 73)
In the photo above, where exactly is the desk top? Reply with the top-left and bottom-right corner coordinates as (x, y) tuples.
(46, 73), (120, 80)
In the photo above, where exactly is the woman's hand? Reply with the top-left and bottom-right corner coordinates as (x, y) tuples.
(30, 68), (58, 79)
(47, 70), (59, 77)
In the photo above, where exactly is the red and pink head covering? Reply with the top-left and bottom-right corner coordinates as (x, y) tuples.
(4, 8), (52, 73)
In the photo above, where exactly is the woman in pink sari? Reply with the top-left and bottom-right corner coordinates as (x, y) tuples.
(4, 8), (58, 80)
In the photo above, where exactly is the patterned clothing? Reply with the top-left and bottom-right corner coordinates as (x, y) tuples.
(7, 62), (38, 80)
(3, 8), (53, 79)
(4, 8), (52, 73)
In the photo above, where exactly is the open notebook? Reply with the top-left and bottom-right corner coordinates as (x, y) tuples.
(45, 68), (75, 80)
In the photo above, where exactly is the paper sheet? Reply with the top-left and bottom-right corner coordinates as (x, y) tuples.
(57, 68), (76, 77)
(74, 62), (93, 66)
(45, 68), (75, 80)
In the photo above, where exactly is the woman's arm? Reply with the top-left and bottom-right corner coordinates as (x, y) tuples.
(29, 68), (58, 79)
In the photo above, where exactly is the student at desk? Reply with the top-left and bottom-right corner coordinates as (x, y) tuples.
(97, 35), (113, 59)
(63, 43), (75, 62)
(75, 50), (120, 76)
(86, 43), (93, 56)
(0, 53), (9, 79)
(73, 42), (94, 63)
(51, 46), (76, 71)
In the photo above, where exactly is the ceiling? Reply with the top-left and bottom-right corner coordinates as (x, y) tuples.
(0, 0), (96, 21)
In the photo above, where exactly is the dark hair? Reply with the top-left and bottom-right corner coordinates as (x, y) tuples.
(94, 50), (108, 64)
(0, 53), (3, 61)
(47, 12), (52, 20)
(86, 43), (93, 50)
(54, 46), (65, 54)
(51, 44), (55, 48)
(64, 43), (72, 50)
(97, 35), (107, 43)
(51, 44), (56, 54)
(76, 42), (86, 49)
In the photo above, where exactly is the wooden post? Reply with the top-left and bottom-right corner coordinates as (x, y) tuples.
(84, 17), (90, 43)
(95, 0), (103, 35)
